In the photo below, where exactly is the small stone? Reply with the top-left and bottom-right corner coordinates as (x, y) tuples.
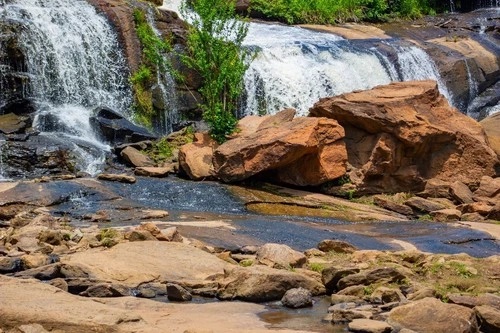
(317, 239), (358, 254)
(239, 245), (259, 254)
(331, 294), (364, 305)
(124, 230), (157, 242)
(0, 257), (21, 274)
(140, 210), (169, 220)
(256, 243), (307, 269)
(120, 146), (154, 168)
(281, 288), (313, 308)
(407, 287), (436, 301)
(167, 283), (192, 302)
(348, 319), (393, 333)
(135, 166), (175, 177)
(70, 229), (83, 243)
(48, 278), (68, 292)
(136, 286), (156, 298)
(161, 227), (183, 242)
(81, 283), (130, 297)
(331, 309), (372, 323)
(430, 208), (462, 222)
(304, 248), (325, 257)
(370, 286), (405, 304)
(97, 173), (136, 184)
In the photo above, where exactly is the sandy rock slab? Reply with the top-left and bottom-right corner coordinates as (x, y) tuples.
(0, 276), (315, 333)
(61, 241), (229, 287)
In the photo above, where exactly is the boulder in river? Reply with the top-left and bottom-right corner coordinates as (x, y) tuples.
(213, 109), (347, 186)
(89, 107), (156, 145)
(309, 80), (499, 195)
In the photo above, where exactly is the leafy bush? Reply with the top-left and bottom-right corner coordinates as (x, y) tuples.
(181, 0), (252, 143)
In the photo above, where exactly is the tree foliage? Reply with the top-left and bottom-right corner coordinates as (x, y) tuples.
(181, 0), (252, 143)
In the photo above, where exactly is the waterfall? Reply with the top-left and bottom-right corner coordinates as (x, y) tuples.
(1, 0), (132, 174)
(0, 138), (8, 181)
(242, 23), (453, 116)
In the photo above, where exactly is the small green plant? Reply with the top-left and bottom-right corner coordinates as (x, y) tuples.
(418, 214), (433, 221)
(239, 259), (254, 267)
(363, 285), (374, 295)
(429, 262), (444, 274)
(97, 228), (118, 241)
(309, 262), (326, 273)
(449, 262), (473, 279)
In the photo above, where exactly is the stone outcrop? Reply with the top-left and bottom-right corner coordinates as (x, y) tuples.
(388, 297), (479, 333)
(481, 112), (500, 158)
(309, 80), (499, 194)
(255, 243), (307, 269)
(213, 109), (347, 186)
(178, 132), (217, 180)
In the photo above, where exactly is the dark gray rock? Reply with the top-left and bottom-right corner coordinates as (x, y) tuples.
(167, 283), (192, 302)
(281, 288), (313, 308)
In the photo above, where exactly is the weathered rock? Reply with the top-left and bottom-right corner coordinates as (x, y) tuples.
(14, 263), (62, 280)
(0, 257), (21, 274)
(481, 112), (500, 158)
(337, 285), (366, 298)
(419, 179), (451, 199)
(370, 286), (405, 304)
(348, 319), (393, 333)
(217, 265), (326, 302)
(161, 226), (183, 242)
(309, 81), (499, 194)
(0, 113), (31, 134)
(407, 287), (436, 301)
(90, 107), (155, 145)
(120, 146), (154, 168)
(475, 305), (500, 333)
(62, 242), (229, 287)
(80, 283), (130, 297)
(331, 308), (373, 323)
(486, 204), (500, 220)
(97, 173), (136, 184)
(322, 267), (360, 293)
(337, 268), (407, 290)
(450, 181), (474, 204)
(430, 208), (462, 222)
(281, 287), (313, 308)
(373, 195), (414, 216)
(48, 278), (68, 292)
(317, 239), (358, 254)
(134, 166), (174, 177)
(167, 283), (193, 302)
(124, 230), (157, 242)
(459, 201), (494, 216)
(404, 196), (447, 214)
(331, 294), (364, 305)
(388, 297), (478, 333)
(473, 176), (500, 206)
(213, 112), (347, 186)
(255, 243), (307, 269)
(178, 132), (216, 180)
(21, 254), (50, 270)
(460, 212), (485, 221)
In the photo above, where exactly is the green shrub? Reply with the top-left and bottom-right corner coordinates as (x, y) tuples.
(181, 0), (251, 143)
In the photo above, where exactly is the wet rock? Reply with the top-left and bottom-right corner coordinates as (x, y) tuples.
(404, 197), (447, 214)
(167, 283), (193, 302)
(217, 265), (325, 302)
(348, 319), (393, 333)
(388, 297), (478, 333)
(134, 166), (174, 177)
(475, 305), (500, 333)
(255, 243), (306, 269)
(370, 286), (405, 304)
(373, 196), (413, 216)
(0, 113), (31, 134)
(90, 107), (156, 145)
(120, 146), (154, 168)
(317, 239), (358, 254)
(213, 111), (347, 186)
(322, 267), (360, 293)
(430, 208), (462, 222)
(178, 132), (216, 180)
(310, 81), (499, 194)
(281, 287), (313, 308)
(80, 283), (130, 297)
(450, 181), (474, 204)
(337, 268), (407, 291)
(97, 173), (136, 184)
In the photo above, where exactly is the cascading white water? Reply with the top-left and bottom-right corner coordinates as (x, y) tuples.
(162, 0), (453, 117)
(242, 24), (453, 116)
(1, 0), (132, 174)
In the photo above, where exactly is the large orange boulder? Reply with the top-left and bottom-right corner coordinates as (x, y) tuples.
(178, 133), (217, 180)
(309, 80), (499, 194)
(213, 109), (347, 186)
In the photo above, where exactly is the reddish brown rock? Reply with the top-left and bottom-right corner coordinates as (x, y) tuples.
(459, 201), (494, 216)
(213, 113), (347, 186)
(178, 133), (217, 180)
(309, 81), (499, 194)
(480, 108), (500, 158)
(430, 209), (462, 222)
(404, 197), (447, 214)
(450, 181), (474, 204)
(473, 176), (500, 206)
(120, 146), (154, 168)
